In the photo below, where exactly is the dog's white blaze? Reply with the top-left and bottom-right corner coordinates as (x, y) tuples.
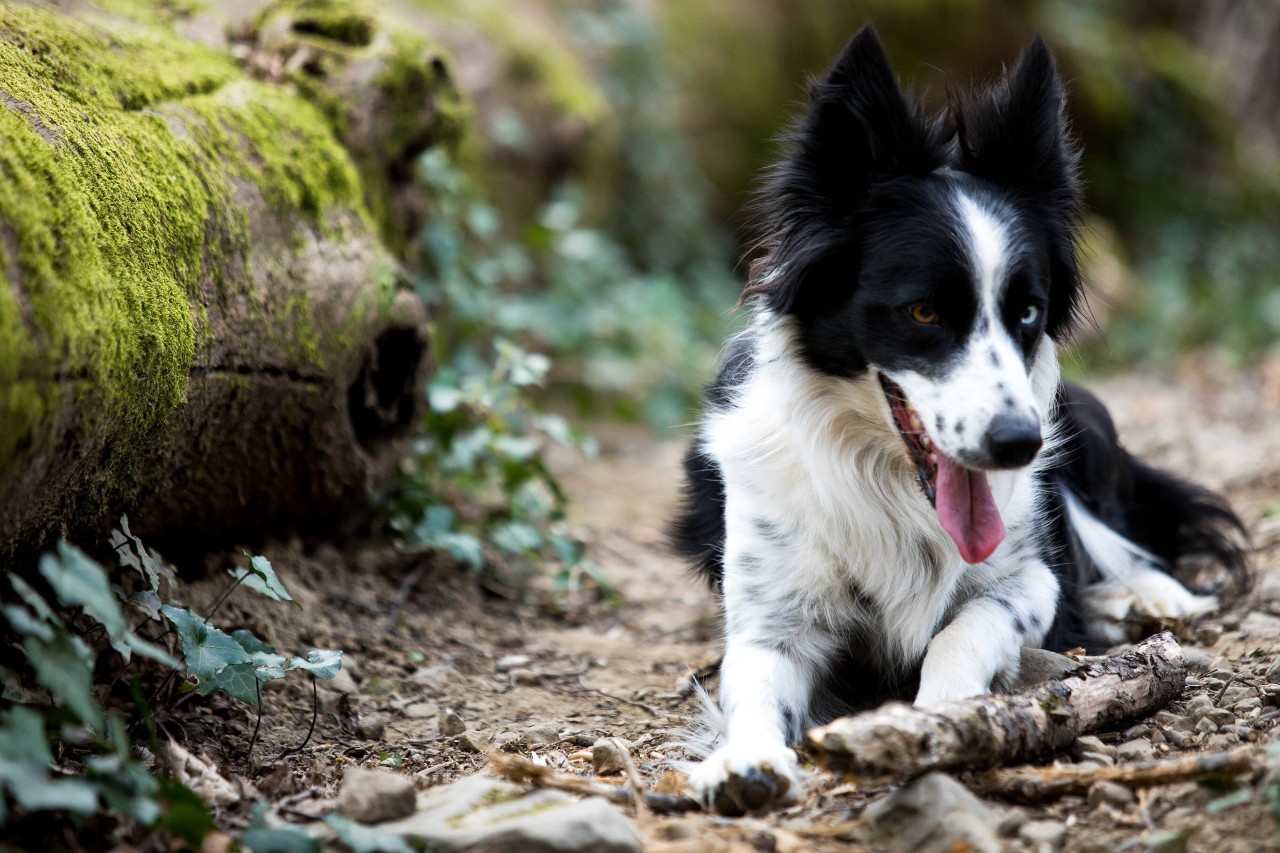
(958, 193), (1008, 301)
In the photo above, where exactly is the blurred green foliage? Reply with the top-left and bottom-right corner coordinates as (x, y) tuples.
(654, 0), (1280, 366)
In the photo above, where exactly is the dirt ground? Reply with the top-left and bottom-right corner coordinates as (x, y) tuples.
(174, 353), (1280, 852)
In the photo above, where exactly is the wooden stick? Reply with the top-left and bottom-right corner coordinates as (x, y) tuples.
(970, 746), (1265, 802)
(488, 752), (701, 815)
(806, 632), (1187, 785)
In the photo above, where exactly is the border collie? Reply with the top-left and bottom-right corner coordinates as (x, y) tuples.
(670, 26), (1247, 815)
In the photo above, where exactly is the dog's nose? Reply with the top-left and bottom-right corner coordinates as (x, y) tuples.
(984, 414), (1042, 468)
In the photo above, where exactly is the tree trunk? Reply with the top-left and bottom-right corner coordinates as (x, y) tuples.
(806, 633), (1187, 785)
(0, 1), (462, 558)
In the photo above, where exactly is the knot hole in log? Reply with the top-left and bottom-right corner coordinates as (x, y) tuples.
(347, 327), (424, 451)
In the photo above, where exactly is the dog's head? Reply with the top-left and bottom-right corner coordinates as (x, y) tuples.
(747, 27), (1082, 563)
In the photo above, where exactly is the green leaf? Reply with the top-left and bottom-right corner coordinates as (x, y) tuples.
(324, 814), (414, 853)
(227, 555), (297, 606)
(9, 576), (56, 625)
(110, 515), (170, 591)
(492, 522), (542, 554)
(2, 604), (53, 641)
(24, 631), (103, 731)
(232, 629), (277, 655)
(287, 649), (343, 680)
(160, 606), (253, 685)
(243, 803), (319, 853)
(201, 663), (260, 705)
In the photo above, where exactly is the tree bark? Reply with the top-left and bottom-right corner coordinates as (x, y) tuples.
(0, 1), (462, 558)
(806, 633), (1187, 785)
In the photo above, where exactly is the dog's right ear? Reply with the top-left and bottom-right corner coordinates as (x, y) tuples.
(748, 26), (943, 314)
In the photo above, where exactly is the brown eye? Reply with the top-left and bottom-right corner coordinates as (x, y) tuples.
(909, 304), (939, 325)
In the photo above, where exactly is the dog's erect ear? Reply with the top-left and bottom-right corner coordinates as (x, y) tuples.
(957, 36), (1084, 339)
(957, 36), (1078, 198)
(748, 25), (944, 314)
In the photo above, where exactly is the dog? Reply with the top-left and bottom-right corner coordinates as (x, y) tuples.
(669, 26), (1247, 815)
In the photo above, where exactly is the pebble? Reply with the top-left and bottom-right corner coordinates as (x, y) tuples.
(592, 737), (630, 775)
(1078, 752), (1114, 767)
(510, 669), (543, 686)
(1185, 694), (1215, 716)
(1182, 646), (1216, 673)
(1240, 611), (1280, 638)
(1072, 735), (1114, 759)
(1115, 739), (1154, 763)
(522, 724), (560, 747)
(1203, 707), (1234, 727)
(1266, 660), (1280, 683)
(380, 775), (641, 852)
(1162, 727), (1187, 747)
(336, 766), (417, 824)
(495, 654), (532, 672)
(438, 709), (466, 736)
(1195, 717), (1219, 735)
(570, 732), (597, 747)
(1206, 733), (1239, 750)
(493, 732), (521, 751)
(1087, 780), (1135, 808)
(1194, 624), (1223, 646)
(355, 714), (386, 740)
(1018, 819), (1067, 852)
(404, 702), (438, 721)
(862, 772), (1002, 853)
(456, 731), (491, 754)
(1233, 697), (1262, 713)
(1219, 684), (1255, 706)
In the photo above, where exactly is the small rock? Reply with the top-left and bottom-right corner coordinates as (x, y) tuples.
(355, 714), (386, 741)
(1202, 677), (1225, 692)
(495, 654), (532, 673)
(438, 709), (466, 736)
(409, 662), (455, 688)
(1078, 751), (1114, 767)
(1194, 624), (1222, 646)
(1018, 820), (1067, 851)
(1182, 647), (1216, 674)
(863, 772), (1002, 853)
(1206, 733), (1239, 751)
(1256, 574), (1280, 603)
(1087, 780), (1135, 808)
(1265, 660), (1280, 683)
(1013, 648), (1078, 690)
(336, 767), (417, 824)
(1162, 727), (1187, 747)
(1233, 697), (1262, 713)
(1115, 739), (1154, 763)
(1195, 717), (1219, 735)
(1203, 707), (1234, 727)
(510, 669), (543, 686)
(1072, 735), (1114, 759)
(404, 702), (438, 721)
(1221, 684), (1259, 706)
(592, 738), (630, 775)
(379, 775), (641, 852)
(493, 732), (521, 751)
(1241, 611), (1280, 638)
(1185, 694), (1215, 716)
(522, 724), (560, 747)
(327, 668), (359, 695)
(456, 731), (491, 754)
(571, 732), (597, 747)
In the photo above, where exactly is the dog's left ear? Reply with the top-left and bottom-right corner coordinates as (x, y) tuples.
(956, 35), (1078, 200)
(958, 36), (1084, 338)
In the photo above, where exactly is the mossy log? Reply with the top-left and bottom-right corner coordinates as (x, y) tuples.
(0, 1), (462, 558)
(806, 633), (1187, 786)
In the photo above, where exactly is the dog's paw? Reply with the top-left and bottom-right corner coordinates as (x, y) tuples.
(913, 675), (990, 706)
(1088, 569), (1217, 623)
(686, 742), (801, 815)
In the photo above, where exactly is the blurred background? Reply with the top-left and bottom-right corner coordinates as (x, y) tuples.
(412, 0), (1280, 428)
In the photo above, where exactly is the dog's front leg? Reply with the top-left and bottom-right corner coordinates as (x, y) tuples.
(915, 561), (1059, 705)
(687, 634), (818, 814)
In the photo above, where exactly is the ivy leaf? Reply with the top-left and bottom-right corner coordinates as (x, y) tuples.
(110, 515), (171, 591)
(324, 814), (414, 853)
(242, 803), (319, 853)
(24, 631), (103, 731)
(227, 555), (298, 607)
(229, 630), (287, 683)
(9, 576), (56, 625)
(286, 649), (343, 680)
(0, 707), (99, 816)
(40, 542), (177, 667)
(2, 604), (53, 641)
(160, 606), (252, 685)
(200, 663), (260, 706)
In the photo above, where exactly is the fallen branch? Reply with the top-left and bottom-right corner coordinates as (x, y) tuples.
(968, 746), (1265, 802)
(489, 752), (700, 815)
(806, 632), (1186, 785)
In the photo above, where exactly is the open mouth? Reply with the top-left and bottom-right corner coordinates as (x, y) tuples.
(878, 375), (1006, 565)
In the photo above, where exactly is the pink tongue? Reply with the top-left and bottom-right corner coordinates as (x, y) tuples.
(935, 456), (1005, 564)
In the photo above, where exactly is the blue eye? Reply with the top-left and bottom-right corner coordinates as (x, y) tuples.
(1020, 305), (1041, 326)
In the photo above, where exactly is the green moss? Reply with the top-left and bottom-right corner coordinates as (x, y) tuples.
(0, 3), (375, 497)
(268, 0), (377, 46)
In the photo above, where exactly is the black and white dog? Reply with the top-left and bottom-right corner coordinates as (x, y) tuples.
(670, 27), (1246, 815)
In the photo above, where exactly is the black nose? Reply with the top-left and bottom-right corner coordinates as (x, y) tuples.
(984, 414), (1042, 468)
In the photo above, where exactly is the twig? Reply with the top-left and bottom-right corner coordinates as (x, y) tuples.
(489, 752), (700, 815)
(549, 677), (663, 716)
(968, 745), (1265, 803)
(204, 569), (251, 625)
(279, 675), (319, 759)
(807, 632), (1187, 785)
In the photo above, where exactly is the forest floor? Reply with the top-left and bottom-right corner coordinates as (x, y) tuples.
(173, 354), (1280, 852)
